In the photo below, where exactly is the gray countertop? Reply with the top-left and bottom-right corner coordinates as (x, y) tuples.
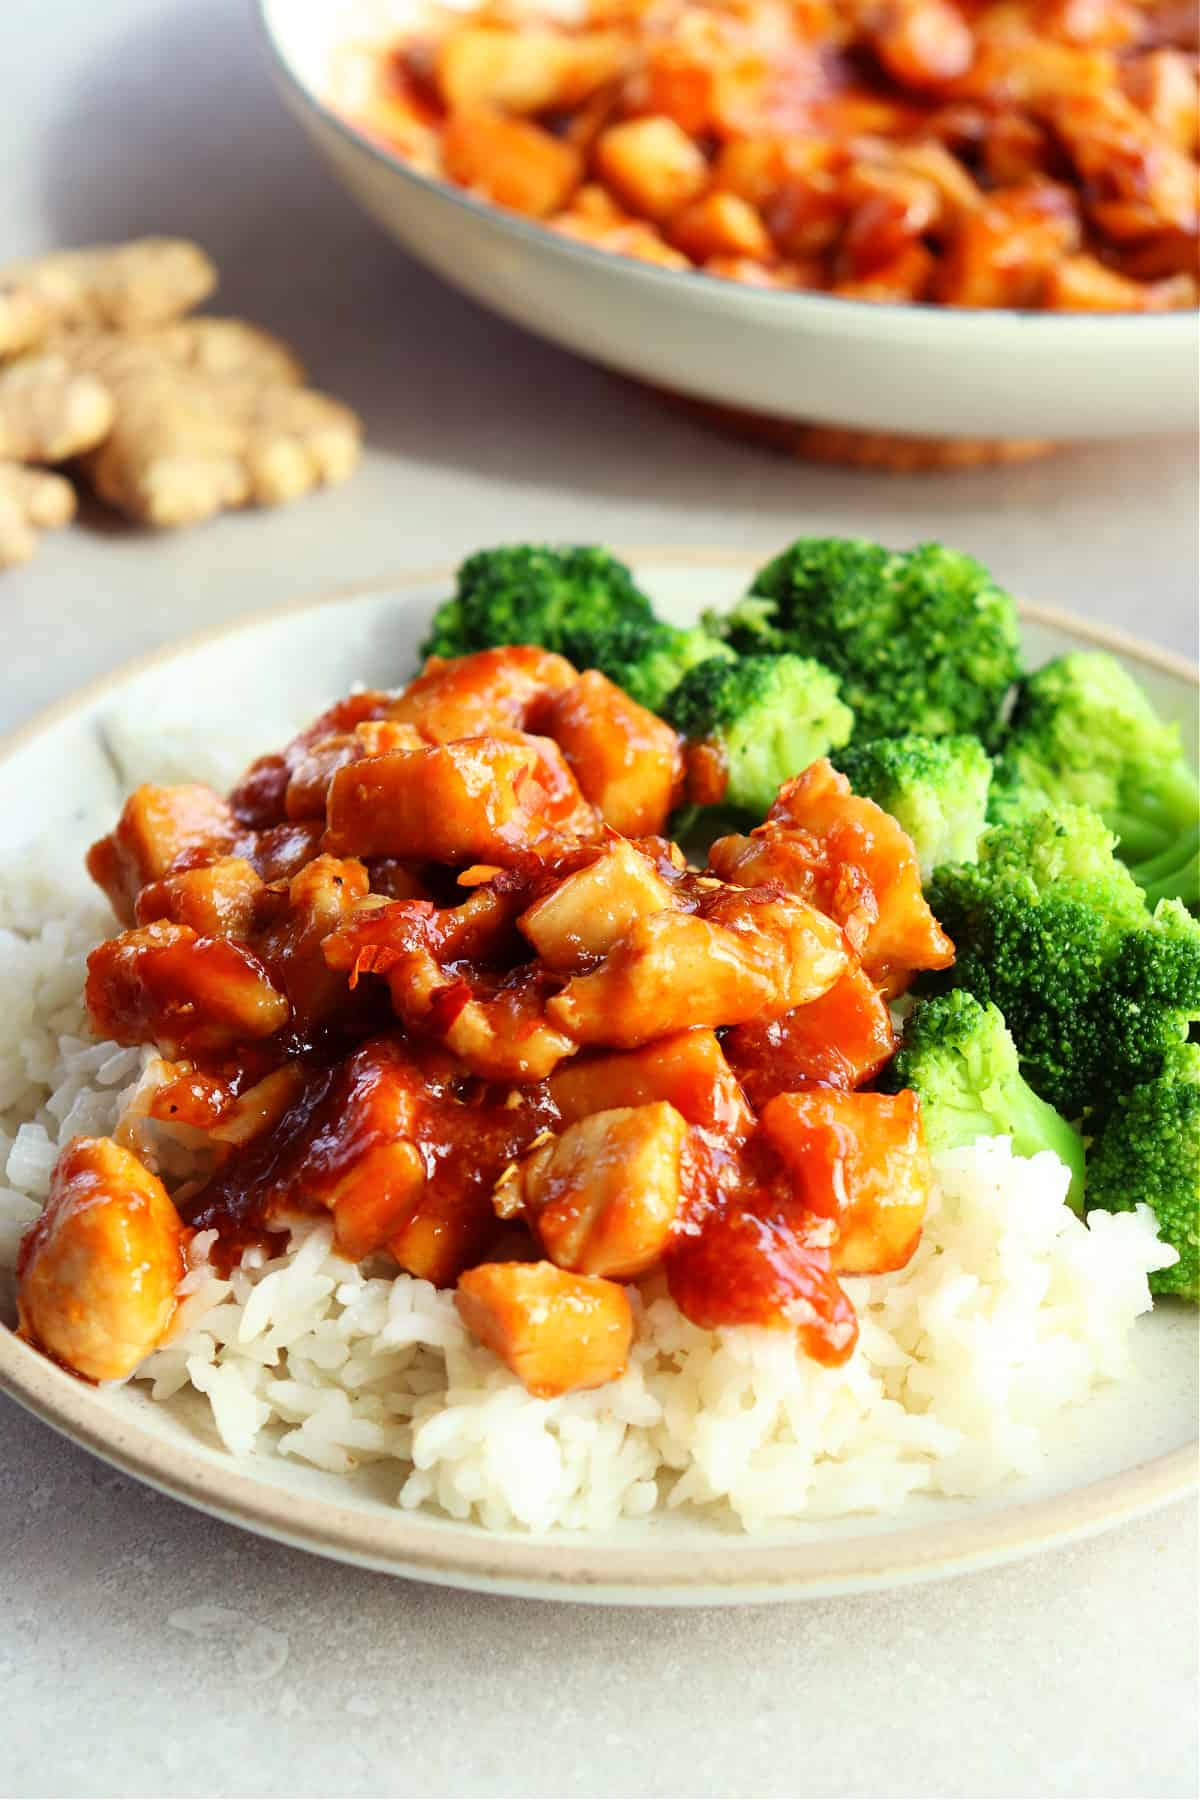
(2, 3), (1197, 1795)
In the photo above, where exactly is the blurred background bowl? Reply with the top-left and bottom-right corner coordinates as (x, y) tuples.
(259, 0), (1199, 442)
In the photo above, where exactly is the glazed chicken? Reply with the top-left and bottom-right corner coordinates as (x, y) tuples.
(19, 644), (949, 1399)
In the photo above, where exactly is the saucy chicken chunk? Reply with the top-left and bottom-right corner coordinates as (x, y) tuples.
(31, 645), (956, 1401)
(546, 889), (848, 1046)
(17, 1136), (185, 1381)
(710, 758), (954, 995)
(544, 671), (683, 836)
(761, 1089), (932, 1275)
(507, 1101), (689, 1278)
(456, 1262), (634, 1397)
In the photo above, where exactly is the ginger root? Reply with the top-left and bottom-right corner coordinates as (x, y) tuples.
(0, 461), (75, 567)
(0, 238), (216, 358)
(59, 318), (362, 526)
(0, 354), (115, 462)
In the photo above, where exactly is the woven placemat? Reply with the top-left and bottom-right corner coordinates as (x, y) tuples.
(666, 394), (1058, 471)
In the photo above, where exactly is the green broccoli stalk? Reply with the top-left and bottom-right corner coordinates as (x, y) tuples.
(559, 618), (734, 712)
(926, 807), (1200, 1117)
(884, 991), (1085, 1211)
(664, 653), (853, 821)
(834, 733), (992, 877)
(712, 537), (1021, 746)
(991, 651), (1199, 903)
(421, 545), (655, 661)
(1086, 1043), (1200, 1302)
(1131, 825), (1200, 911)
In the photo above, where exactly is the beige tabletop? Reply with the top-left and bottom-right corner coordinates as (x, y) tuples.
(2, 3), (1198, 1796)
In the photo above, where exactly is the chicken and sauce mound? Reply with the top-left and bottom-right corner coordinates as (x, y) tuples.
(350, 0), (1200, 311)
(15, 643), (958, 1399)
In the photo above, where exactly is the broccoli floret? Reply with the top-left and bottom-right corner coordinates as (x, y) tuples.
(926, 810), (1200, 1117)
(560, 618), (734, 712)
(834, 733), (992, 877)
(714, 537), (1020, 745)
(1086, 1043), (1200, 1302)
(991, 652), (1199, 902)
(884, 991), (1085, 1211)
(970, 804), (1150, 925)
(421, 544), (655, 660)
(664, 653), (854, 820)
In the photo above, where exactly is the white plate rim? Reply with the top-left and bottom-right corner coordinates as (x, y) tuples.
(0, 550), (1195, 1604)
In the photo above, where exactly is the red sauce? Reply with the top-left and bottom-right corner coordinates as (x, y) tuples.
(181, 1036), (558, 1277)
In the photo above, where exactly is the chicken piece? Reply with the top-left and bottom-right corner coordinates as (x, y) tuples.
(935, 184), (1082, 307)
(328, 1140), (427, 1265)
(17, 1136), (185, 1382)
(388, 646), (579, 743)
(229, 690), (397, 828)
(713, 760), (954, 994)
(435, 967), (580, 1081)
(868, 0), (974, 87)
(206, 1064), (308, 1147)
(488, 731), (599, 838)
(665, 1206), (858, 1365)
(550, 1029), (754, 1138)
(517, 838), (679, 970)
(724, 966), (896, 1107)
(760, 1089), (931, 1275)
(594, 116), (710, 220)
(712, 135), (838, 212)
(308, 1046), (430, 1262)
(443, 107), (583, 216)
(546, 889), (847, 1047)
(325, 887), (576, 1080)
(759, 165), (845, 259)
(832, 242), (936, 302)
(767, 761), (954, 992)
(838, 165), (941, 275)
(1042, 89), (1197, 237)
(1122, 48), (1199, 155)
(87, 783), (240, 924)
(284, 722), (424, 822)
(134, 855), (266, 937)
(697, 884), (852, 1008)
(436, 25), (628, 115)
(544, 671), (682, 837)
(250, 820), (328, 884)
(456, 1261), (634, 1396)
(86, 921), (289, 1055)
(1044, 253), (1194, 309)
(256, 854), (371, 1030)
(549, 212), (693, 268)
(325, 881), (525, 977)
(667, 191), (773, 261)
(323, 735), (565, 866)
(1038, 0), (1141, 48)
(510, 1101), (688, 1278)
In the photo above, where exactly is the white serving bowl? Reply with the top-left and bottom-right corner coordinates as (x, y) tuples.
(258, 0), (1198, 440)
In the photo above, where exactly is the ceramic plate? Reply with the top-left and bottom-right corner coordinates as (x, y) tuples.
(0, 553), (1195, 1604)
(256, 0), (1198, 440)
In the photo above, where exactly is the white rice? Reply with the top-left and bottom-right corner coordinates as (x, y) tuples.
(0, 881), (1178, 1533)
